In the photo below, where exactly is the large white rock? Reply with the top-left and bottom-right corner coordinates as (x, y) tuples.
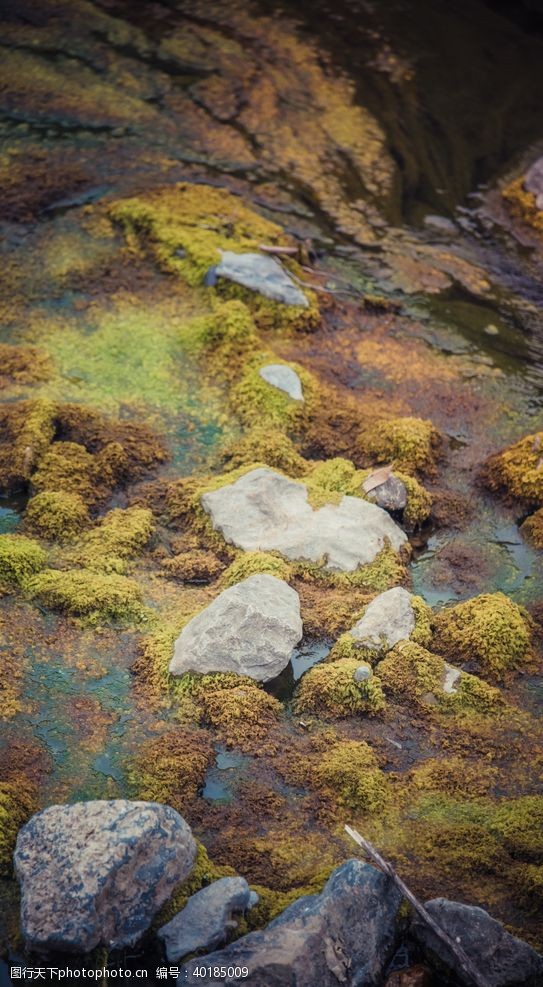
(349, 587), (415, 652)
(259, 364), (304, 401)
(14, 800), (196, 953)
(169, 573), (303, 682)
(201, 468), (407, 573)
(214, 251), (308, 307)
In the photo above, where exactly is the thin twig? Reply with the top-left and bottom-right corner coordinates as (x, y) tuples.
(344, 826), (492, 987)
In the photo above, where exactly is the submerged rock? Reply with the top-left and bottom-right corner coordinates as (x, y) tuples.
(201, 468), (406, 573)
(159, 876), (257, 963)
(349, 587), (415, 652)
(214, 251), (308, 307)
(259, 364), (304, 401)
(411, 898), (543, 986)
(15, 800), (196, 953)
(366, 474), (408, 512)
(169, 573), (303, 682)
(181, 859), (402, 985)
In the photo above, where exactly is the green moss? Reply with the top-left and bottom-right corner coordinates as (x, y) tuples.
(410, 595), (434, 647)
(312, 740), (388, 813)
(127, 727), (215, 813)
(490, 796), (543, 861)
(294, 657), (386, 718)
(221, 426), (307, 476)
(0, 534), (46, 588)
(483, 431), (543, 508)
(305, 457), (363, 508)
(25, 491), (90, 541)
(376, 641), (445, 707)
(514, 863), (543, 911)
(0, 782), (36, 877)
(67, 507), (154, 574)
(221, 551), (293, 588)
(413, 820), (508, 877)
(181, 300), (258, 371)
(26, 568), (146, 623)
(231, 359), (315, 428)
(200, 683), (283, 753)
(358, 416), (441, 474)
(432, 592), (533, 681)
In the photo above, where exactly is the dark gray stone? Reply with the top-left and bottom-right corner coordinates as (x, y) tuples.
(159, 877), (257, 963)
(411, 897), (543, 987)
(366, 474), (407, 512)
(180, 859), (402, 985)
(214, 251), (308, 307)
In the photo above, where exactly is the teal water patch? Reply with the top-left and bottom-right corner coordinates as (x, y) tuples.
(202, 747), (252, 803)
(0, 494), (25, 533)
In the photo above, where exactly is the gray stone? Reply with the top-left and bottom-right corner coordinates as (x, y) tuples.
(15, 800), (196, 953)
(349, 587), (415, 653)
(214, 251), (308, 307)
(525, 157), (543, 211)
(180, 859), (402, 986)
(159, 877), (257, 963)
(169, 573), (302, 682)
(353, 665), (372, 682)
(259, 364), (303, 401)
(366, 474), (407, 512)
(412, 898), (543, 987)
(201, 468), (407, 574)
(442, 662), (462, 694)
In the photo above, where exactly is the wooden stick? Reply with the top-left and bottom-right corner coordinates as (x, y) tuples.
(344, 825), (492, 987)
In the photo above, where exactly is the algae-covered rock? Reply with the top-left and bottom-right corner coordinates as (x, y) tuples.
(169, 574), (302, 682)
(0, 534), (46, 588)
(294, 657), (386, 718)
(15, 800), (197, 953)
(358, 417), (441, 474)
(201, 467), (407, 573)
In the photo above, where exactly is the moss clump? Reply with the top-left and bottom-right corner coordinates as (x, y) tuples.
(221, 426), (307, 477)
(410, 595), (434, 648)
(414, 820), (508, 878)
(376, 642), (445, 707)
(521, 508), (543, 548)
(221, 551), (293, 588)
(294, 658), (385, 718)
(26, 568), (146, 622)
(312, 740), (388, 813)
(483, 432), (543, 508)
(358, 416), (441, 474)
(432, 592), (533, 681)
(439, 670), (506, 717)
(231, 360), (315, 429)
(200, 684), (282, 754)
(181, 299), (258, 371)
(0, 398), (56, 491)
(0, 781), (36, 877)
(0, 534), (46, 588)
(490, 796), (543, 861)
(127, 728), (215, 812)
(0, 343), (52, 385)
(68, 507), (154, 574)
(298, 545), (409, 593)
(24, 491), (90, 541)
(305, 457), (362, 508)
(408, 757), (498, 800)
(162, 550), (224, 583)
(514, 863), (543, 911)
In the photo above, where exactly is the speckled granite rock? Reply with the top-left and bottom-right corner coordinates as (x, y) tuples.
(159, 876), (258, 963)
(349, 587), (415, 652)
(201, 468), (407, 573)
(169, 573), (303, 681)
(15, 800), (196, 953)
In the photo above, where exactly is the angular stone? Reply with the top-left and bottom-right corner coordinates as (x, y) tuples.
(181, 859), (402, 986)
(350, 587), (415, 652)
(159, 876), (257, 963)
(201, 468), (407, 573)
(169, 573), (303, 682)
(15, 800), (196, 953)
(367, 474), (407, 512)
(259, 364), (304, 401)
(214, 251), (308, 307)
(442, 662), (462, 694)
(412, 898), (543, 987)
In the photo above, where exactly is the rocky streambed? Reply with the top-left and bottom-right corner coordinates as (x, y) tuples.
(1, 0), (543, 984)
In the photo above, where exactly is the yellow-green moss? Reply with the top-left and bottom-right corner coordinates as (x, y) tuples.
(0, 398), (56, 491)
(0, 534), (46, 588)
(305, 457), (363, 508)
(0, 343), (52, 385)
(376, 642), (445, 706)
(514, 863), (543, 911)
(327, 593), (432, 665)
(200, 683), (283, 753)
(298, 545), (409, 593)
(312, 740), (388, 813)
(162, 550), (224, 583)
(221, 426), (307, 476)
(221, 551), (293, 588)
(294, 657), (385, 718)
(31, 441), (99, 504)
(483, 431), (543, 508)
(432, 592), (533, 681)
(439, 670), (506, 717)
(0, 782), (36, 877)
(25, 568), (146, 622)
(521, 508), (543, 548)
(358, 416), (441, 474)
(127, 728), (215, 813)
(408, 757), (498, 800)
(410, 595), (434, 647)
(67, 507), (154, 574)
(231, 359), (315, 428)
(24, 491), (90, 541)
(181, 299), (258, 370)
(490, 796), (543, 861)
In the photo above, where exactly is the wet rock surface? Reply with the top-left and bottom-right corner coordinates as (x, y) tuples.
(169, 574), (303, 681)
(350, 587), (416, 652)
(158, 876), (257, 963)
(181, 860), (402, 986)
(14, 800), (196, 953)
(202, 468), (407, 571)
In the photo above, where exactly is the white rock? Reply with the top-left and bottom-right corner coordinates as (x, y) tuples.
(350, 587), (415, 652)
(214, 251), (308, 307)
(169, 573), (302, 682)
(201, 468), (407, 573)
(259, 364), (304, 401)
(442, 662), (462, 694)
